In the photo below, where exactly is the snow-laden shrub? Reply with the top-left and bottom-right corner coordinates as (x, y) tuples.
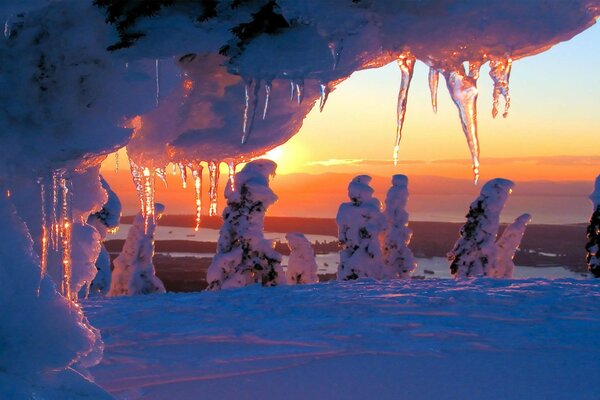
(337, 175), (386, 280)
(586, 175), (600, 278)
(285, 232), (318, 284)
(88, 176), (122, 296)
(448, 178), (515, 278)
(382, 174), (417, 279)
(207, 160), (283, 290)
(491, 213), (531, 278)
(109, 203), (166, 296)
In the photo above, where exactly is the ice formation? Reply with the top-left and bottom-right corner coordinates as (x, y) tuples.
(393, 52), (416, 165)
(448, 178), (515, 278)
(382, 175), (417, 279)
(285, 232), (318, 284)
(109, 203), (166, 296)
(586, 175), (600, 278)
(337, 175), (387, 280)
(492, 213), (531, 278)
(88, 177), (122, 296)
(207, 160), (283, 290)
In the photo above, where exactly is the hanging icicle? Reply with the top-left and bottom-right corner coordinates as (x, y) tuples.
(241, 78), (260, 144)
(295, 79), (304, 105)
(38, 177), (48, 287)
(51, 171), (60, 251)
(328, 39), (343, 70)
(142, 167), (156, 234)
(393, 52), (416, 165)
(443, 65), (481, 184)
(208, 161), (220, 217)
(192, 164), (203, 231)
(289, 80), (295, 101)
(129, 158), (144, 212)
(319, 82), (330, 112)
(172, 163), (177, 175)
(115, 151), (119, 173)
(228, 161), (237, 192)
(262, 81), (271, 120)
(59, 174), (73, 301)
(428, 67), (439, 113)
(155, 59), (160, 107)
(489, 56), (512, 118)
(179, 163), (188, 189)
(155, 167), (168, 188)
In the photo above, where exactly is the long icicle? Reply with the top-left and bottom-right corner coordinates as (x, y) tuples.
(393, 52), (416, 165)
(489, 56), (512, 118)
(51, 170), (60, 251)
(115, 151), (119, 173)
(179, 163), (188, 189)
(142, 166), (155, 234)
(208, 161), (220, 217)
(129, 159), (145, 213)
(262, 81), (271, 120)
(38, 177), (48, 290)
(155, 59), (160, 107)
(428, 67), (439, 113)
(192, 164), (203, 231)
(319, 82), (330, 112)
(228, 161), (236, 192)
(443, 65), (480, 184)
(295, 79), (304, 105)
(328, 38), (343, 71)
(155, 167), (168, 188)
(289, 80), (295, 101)
(59, 173), (73, 301)
(241, 78), (260, 144)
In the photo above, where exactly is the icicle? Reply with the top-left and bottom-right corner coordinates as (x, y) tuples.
(208, 161), (220, 217)
(289, 80), (295, 101)
(228, 161), (236, 192)
(319, 82), (330, 112)
(155, 59), (160, 107)
(129, 159), (144, 212)
(38, 177), (48, 288)
(142, 167), (155, 234)
(262, 81), (271, 120)
(59, 174), (73, 301)
(51, 171), (60, 251)
(443, 66), (480, 184)
(3, 16), (11, 39)
(155, 167), (168, 188)
(114, 151), (119, 173)
(295, 80), (304, 105)
(468, 60), (483, 81)
(393, 53), (416, 165)
(241, 78), (260, 144)
(172, 163), (177, 175)
(489, 57), (512, 118)
(178, 163), (188, 189)
(192, 164), (203, 231)
(328, 39), (343, 70)
(428, 67), (439, 114)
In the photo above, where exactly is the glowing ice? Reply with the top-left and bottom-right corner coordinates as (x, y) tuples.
(208, 161), (220, 216)
(393, 53), (416, 165)
(319, 82), (330, 112)
(262, 81), (271, 120)
(443, 65), (480, 183)
(192, 164), (203, 231)
(489, 56), (513, 118)
(428, 67), (439, 113)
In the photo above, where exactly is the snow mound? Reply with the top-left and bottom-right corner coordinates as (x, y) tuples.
(85, 279), (600, 399)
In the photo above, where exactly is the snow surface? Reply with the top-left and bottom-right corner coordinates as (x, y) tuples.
(85, 279), (600, 399)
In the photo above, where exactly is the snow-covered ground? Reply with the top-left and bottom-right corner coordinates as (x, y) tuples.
(85, 279), (600, 399)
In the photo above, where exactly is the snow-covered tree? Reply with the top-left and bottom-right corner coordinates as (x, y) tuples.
(491, 213), (531, 278)
(206, 160), (283, 290)
(285, 232), (318, 284)
(87, 176), (122, 296)
(382, 174), (417, 279)
(586, 175), (600, 278)
(448, 178), (514, 278)
(337, 175), (386, 280)
(109, 203), (166, 296)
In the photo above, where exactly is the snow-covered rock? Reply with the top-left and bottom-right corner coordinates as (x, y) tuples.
(382, 174), (417, 279)
(207, 159), (283, 290)
(109, 203), (166, 296)
(285, 232), (318, 284)
(337, 175), (386, 280)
